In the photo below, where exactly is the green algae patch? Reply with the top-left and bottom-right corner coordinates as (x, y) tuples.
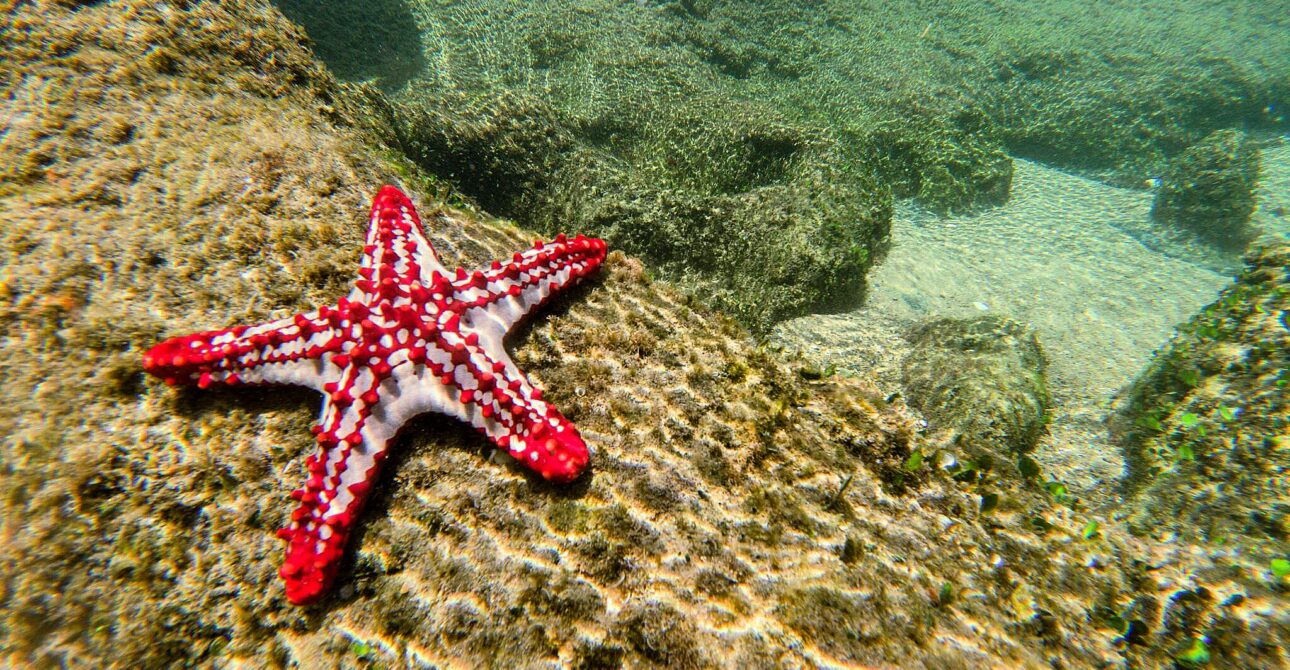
(1113, 242), (1289, 554)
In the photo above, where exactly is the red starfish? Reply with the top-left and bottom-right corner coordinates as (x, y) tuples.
(143, 185), (607, 604)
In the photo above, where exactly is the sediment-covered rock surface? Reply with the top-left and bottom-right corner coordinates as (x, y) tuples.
(1151, 129), (1263, 250)
(901, 315), (1051, 471)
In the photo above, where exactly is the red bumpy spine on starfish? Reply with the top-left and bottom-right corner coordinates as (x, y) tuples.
(142, 185), (607, 604)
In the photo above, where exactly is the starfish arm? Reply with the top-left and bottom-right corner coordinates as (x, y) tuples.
(406, 332), (590, 483)
(144, 185), (605, 607)
(354, 185), (449, 304)
(142, 309), (340, 392)
(453, 234), (608, 340)
(277, 372), (398, 605)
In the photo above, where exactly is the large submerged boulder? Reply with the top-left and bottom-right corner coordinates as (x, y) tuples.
(391, 88), (891, 333)
(858, 103), (1014, 215)
(1150, 129), (1262, 250)
(0, 3), (1286, 669)
(901, 316), (1051, 473)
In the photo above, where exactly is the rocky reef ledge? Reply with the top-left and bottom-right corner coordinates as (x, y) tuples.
(1114, 242), (1289, 550)
(0, 2), (1285, 668)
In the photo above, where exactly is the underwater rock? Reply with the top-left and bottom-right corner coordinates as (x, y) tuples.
(901, 316), (1051, 469)
(1150, 129), (1262, 250)
(983, 43), (1284, 189)
(270, 0), (423, 92)
(859, 103), (1014, 215)
(1113, 242), (1289, 545)
(3, 2), (1288, 669)
(267, 0), (1290, 327)
(391, 88), (890, 333)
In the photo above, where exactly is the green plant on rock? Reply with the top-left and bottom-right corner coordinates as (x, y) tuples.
(1043, 480), (1070, 504)
(903, 449), (924, 472)
(351, 641), (374, 661)
(1174, 636), (1211, 667)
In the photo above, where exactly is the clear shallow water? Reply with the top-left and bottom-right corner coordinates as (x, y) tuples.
(775, 155), (1284, 506)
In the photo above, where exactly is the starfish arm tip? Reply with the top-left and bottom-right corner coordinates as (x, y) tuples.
(525, 424), (591, 483)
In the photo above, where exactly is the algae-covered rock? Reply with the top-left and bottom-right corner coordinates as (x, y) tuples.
(858, 102), (1014, 215)
(1151, 129), (1263, 250)
(266, 0), (1290, 332)
(270, 0), (423, 92)
(901, 316), (1051, 469)
(981, 39), (1284, 189)
(393, 88), (890, 332)
(1113, 242), (1289, 545)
